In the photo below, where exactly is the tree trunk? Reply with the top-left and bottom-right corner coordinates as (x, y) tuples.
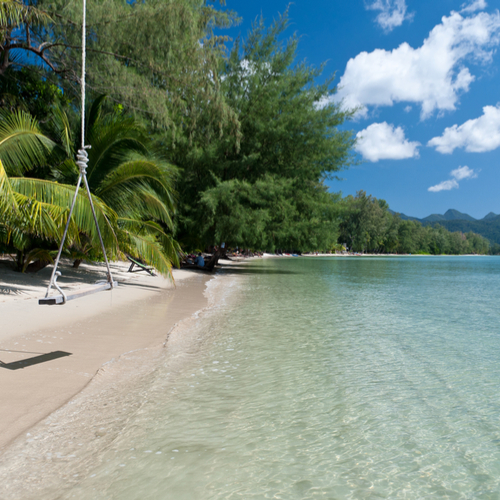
(205, 246), (225, 271)
(73, 259), (83, 269)
(15, 250), (24, 272)
(25, 259), (50, 273)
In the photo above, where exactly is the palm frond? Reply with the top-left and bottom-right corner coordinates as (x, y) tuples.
(118, 217), (180, 269)
(49, 105), (74, 158)
(0, 110), (57, 175)
(86, 119), (149, 187)
(21, 248), (55, 273)
(0, 159), (18, 218)
(118, 228), (173, 279)
(9, 178), (119, 253)
(97, 159), (177, 225)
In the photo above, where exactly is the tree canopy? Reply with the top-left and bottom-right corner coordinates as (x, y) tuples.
(338, 191), (490, 255)
(173, 13), (356, 252)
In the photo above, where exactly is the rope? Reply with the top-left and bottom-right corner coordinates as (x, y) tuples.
(81, 0), (86, 149)
(43, 0), (115, 303)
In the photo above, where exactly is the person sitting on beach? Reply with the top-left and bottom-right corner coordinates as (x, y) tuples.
(195, 253), (205, 267)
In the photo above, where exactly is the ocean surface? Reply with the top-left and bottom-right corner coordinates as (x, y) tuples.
(5, 256), (500, 499)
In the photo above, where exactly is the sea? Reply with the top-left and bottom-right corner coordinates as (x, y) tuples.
(3, 256), (500, 499)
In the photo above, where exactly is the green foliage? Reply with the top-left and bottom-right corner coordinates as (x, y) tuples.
(0, 109), (57, 175)
(47, 96), (181, 272)
(337, 191), (490, 255)
(422, 218), (500, 247)
(0, 67), (71, 121)
(0, 100), (179, 275)
(174, 12), (355, 251)
(25, 0), (239, 132)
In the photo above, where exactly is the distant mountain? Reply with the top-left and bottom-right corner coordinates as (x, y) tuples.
(423, 209), (476, 222)
(422, 213), (445, 222)
(427, 218), (500, 246)
(388, 209), (500, 245)
(388, 209), (421, 222)
(482, 212), (498, 221)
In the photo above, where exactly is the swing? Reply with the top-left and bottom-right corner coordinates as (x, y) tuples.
(39, 0), (117, 305)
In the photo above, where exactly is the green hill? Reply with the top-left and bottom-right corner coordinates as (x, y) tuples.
(390, 209), (500, 245)
(482, 212), (498, 221)
(423, 209), (476, 223)
(422, 217), (500, 245)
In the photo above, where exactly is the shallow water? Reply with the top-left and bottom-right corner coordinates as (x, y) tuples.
(6, 257), (500, 499)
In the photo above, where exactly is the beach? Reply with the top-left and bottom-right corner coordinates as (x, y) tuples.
(0, 259), (213, 453)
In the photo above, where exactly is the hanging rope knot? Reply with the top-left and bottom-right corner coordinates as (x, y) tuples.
(76, 146), (91, 174)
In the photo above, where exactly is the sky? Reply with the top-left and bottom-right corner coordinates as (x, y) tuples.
(223, 0), (500, 219)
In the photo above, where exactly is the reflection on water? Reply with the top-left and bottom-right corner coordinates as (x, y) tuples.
(4, 256), (500, 499)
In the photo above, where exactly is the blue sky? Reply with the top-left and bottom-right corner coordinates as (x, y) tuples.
(223, 0), (500, 219)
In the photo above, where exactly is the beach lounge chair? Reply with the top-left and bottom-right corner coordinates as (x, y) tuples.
(126, 255), (157, 276)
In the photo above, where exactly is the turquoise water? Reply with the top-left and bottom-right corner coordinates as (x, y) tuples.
(12, 257), (500, 498)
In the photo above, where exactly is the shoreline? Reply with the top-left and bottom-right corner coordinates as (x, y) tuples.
(0, 265), (244, 499)
(0, 259), (215, 453)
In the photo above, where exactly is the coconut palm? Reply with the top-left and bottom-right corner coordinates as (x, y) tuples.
(0, 99), (180, 276)
(0, 158), (118, 272)
(48, 96), (180, 274)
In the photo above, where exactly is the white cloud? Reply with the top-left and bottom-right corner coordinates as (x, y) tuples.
(451, 165), (478, 180)
(428, 165), (478, 192)
(332, 10), (500, 119)
(428, 105), (500, 153)
(461, 0), (487, 14)
(428, 179), (459, 192)
(366, 0), (413, 32)
(355, 122), (420, 162)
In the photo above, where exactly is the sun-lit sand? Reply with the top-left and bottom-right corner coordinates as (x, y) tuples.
(0, 258), (211, 450)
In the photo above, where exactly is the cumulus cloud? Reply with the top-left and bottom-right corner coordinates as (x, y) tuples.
(332, 10), (500, 119)
(461, 0), (487, 14)
(451, 165), (478, 180)
(428, 165), (478, 192)
(366, 0), (413, 32)
(355, 122), (420, 162)
(428, 105), (500, 153)
(428, 179), (459, 192)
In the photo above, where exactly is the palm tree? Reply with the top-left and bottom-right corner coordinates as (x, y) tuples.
(49, 96), (180, 274)
(0, 110), (118, 271)
(0, 101), (179, 276)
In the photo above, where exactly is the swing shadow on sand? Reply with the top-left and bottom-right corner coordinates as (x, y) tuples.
(0, 350), (72, 370)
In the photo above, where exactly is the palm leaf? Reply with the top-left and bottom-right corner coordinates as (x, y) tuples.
(118, 217), (180, 267)
(9, 178), (119, 253)
(97, 159), (177, 226)
(0, 110), (57, 175)
(86, 118), (149, 187)
(21, 248), (55, 273)
(0, 159), (18, 218)
(117, 227), (173, 279)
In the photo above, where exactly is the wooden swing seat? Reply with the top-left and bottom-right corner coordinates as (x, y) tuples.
(39, 281), (118, 305)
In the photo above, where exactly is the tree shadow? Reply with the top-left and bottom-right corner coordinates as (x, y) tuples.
(0, 351), (72, 370)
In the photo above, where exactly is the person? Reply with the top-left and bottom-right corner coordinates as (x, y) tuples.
(195, 252), (205, 267)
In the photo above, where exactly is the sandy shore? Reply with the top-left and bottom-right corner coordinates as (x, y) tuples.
(0, 258), (212, 451)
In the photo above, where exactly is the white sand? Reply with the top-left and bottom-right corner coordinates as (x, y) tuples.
(0, 258), (211, 450)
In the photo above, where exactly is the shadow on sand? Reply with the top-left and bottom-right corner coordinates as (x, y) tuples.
(0, 351), (72, 370)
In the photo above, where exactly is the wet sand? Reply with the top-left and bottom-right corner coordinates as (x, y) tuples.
(0, 259), (211, 451)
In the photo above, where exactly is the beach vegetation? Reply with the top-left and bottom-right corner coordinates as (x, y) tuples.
(173, 12), (355, 254)
(337, 191), (490, 255)
(0, 99), (179, 275)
